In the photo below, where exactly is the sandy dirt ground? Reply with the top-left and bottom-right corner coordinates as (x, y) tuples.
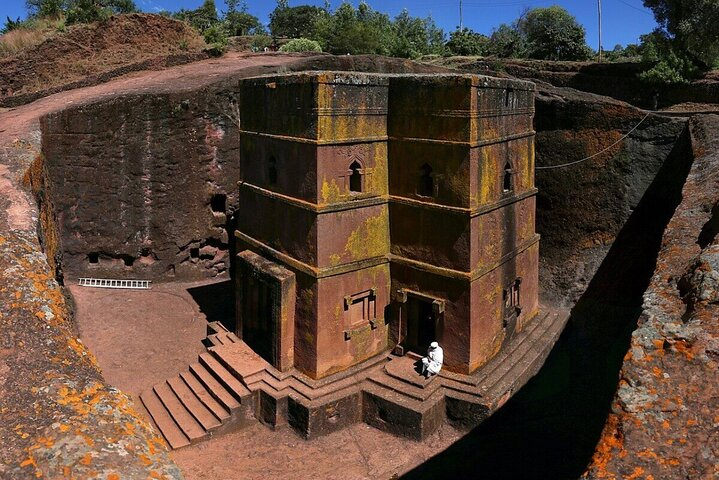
(70, 279), (465, 480)
(69, 282), (208, 396)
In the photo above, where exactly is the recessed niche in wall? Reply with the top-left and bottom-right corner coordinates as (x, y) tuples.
(210, 194), (227, 214)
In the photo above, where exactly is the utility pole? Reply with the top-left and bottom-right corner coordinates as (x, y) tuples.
(460, 0), (463, 31)
(598, 0), (603, 62)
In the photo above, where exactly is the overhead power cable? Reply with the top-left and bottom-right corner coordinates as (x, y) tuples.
(535, 113), (650, 170)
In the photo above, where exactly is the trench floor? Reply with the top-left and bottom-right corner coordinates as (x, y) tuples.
(70, 279), (464, 480)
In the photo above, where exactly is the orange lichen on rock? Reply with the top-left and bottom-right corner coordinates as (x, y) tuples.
(586, 412), (626, 478)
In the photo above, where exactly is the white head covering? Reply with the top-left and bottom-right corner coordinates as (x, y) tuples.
(430, 341), (439, 349)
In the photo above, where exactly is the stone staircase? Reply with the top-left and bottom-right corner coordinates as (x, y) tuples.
(361, 309), (568, 436)
(140, 324), (251, 449)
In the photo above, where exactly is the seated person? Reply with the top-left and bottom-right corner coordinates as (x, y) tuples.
(421, 341), (443, 378)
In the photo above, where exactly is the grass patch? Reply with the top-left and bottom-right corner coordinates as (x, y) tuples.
(0, 16), (66, 58)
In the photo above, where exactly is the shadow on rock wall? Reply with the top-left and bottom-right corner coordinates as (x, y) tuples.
(402, 124), (693, 480)
(187, 279), (235, 330)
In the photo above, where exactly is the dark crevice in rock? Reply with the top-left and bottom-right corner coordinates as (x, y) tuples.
(402, 123), (694, 480)
(697, 202), (719, 249)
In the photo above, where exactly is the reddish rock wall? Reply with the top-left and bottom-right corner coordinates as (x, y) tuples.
(41, 91), (239, 281)
(534, 86), (687, 305)
(584, 115), (719, 480)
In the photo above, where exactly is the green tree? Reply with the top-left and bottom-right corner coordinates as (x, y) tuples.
(65, 0), (137, 24)
(390, 10), (444, 59)
(486, 23), (526, 58)
(2, 16), (24, 33)
(316, 2), (392, 55)
(269, 2), (326, 39)
(223, 1), (264, 36)
(643, 0), (719, 70)
(638, 30), (699, 83)
(517, 6), (591, 61)
(26, 0), (66, 18)
(446, 28), (489, 56)
(174, 0), (219, 33)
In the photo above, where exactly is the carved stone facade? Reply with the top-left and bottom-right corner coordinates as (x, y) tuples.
(236, 72), (538, 380)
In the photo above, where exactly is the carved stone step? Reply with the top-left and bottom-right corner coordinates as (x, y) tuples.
(153, 382), (206, 443)
(168, 376), (222, 431)
(140, 390), (190, 450)
(189, 362), (242, 413)
(199, 352), (252, 401)
(180, 370), (231, 421)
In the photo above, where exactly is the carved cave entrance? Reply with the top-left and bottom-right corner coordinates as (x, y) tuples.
(400, 290), (444, 355)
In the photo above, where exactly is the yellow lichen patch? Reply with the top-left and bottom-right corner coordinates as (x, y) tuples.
(365, 143), (388, 195)
(320, 177), (342, 204)
(329, 254), (341, 266)
(343, 208), (389, 261)
(671, 340), (695, 360)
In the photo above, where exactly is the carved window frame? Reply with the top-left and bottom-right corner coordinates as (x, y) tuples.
(343, 288), (378, 340)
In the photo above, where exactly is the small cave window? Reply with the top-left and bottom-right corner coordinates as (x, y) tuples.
(122, 256), (135, 268)
(268, 156), (278, 185)
(503, 162), (513, 193)
(504, 278), (522, 315)
(88, 252), (99, 264)
(190, 247), (200, 259)
(210, 194), (226, 214)
(505, 87), (514, 107)
(418, 163), (434, 197)
(349, 161), (362, 193)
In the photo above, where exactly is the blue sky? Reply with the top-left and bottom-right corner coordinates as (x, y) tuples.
(1, 0), (658, 48)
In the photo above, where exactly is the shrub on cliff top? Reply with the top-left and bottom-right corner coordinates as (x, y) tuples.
(279, 37), (321, 53)
(202, 23), (228, 56)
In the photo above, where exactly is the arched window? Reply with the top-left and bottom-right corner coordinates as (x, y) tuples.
(418, 163), (433, 197)
(349, 161), (362, 193)
(503, 162), (513, 193)
(268, 156), (277, 185)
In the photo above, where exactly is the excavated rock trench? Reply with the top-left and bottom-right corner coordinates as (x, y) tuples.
(6, 52), (712, 478)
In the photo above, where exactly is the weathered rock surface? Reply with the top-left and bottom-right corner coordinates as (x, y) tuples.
(425, 60), (688, 306)
(584, 115), (719, 480)
(533, 85), (686, 305)
(0, 231), (182, 479)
